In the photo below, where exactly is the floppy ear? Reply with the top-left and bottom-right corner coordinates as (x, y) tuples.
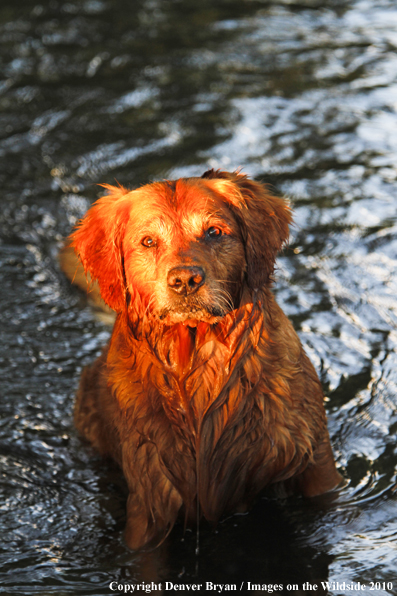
(70, 185), (132, 312)
(202, 169), (292, 289)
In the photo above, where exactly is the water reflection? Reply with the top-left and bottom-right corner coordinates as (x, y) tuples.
(1, 0), (397, 593)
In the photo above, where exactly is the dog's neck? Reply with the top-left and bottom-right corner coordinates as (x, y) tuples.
(107, 288), (276, 424)
(123, 285), (264, 364)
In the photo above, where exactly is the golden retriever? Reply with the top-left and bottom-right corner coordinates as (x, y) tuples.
(63, 169), (341, 550)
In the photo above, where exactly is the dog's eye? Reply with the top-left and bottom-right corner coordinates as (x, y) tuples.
(206, 226), (222, 238)
(141, 236), (156, 248)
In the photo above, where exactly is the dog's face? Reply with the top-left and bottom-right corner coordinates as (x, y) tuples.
(122, 180), (246, 326)
(71, 170), (292, 320)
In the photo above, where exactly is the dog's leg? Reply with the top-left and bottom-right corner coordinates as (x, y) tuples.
(122, 445), (184, 550)
(124, 493), (165, 550)
(124, 489), (183, 550)
(297, 432), (343, 497)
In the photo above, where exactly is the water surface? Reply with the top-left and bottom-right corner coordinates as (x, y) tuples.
(1, 0), (397, 594)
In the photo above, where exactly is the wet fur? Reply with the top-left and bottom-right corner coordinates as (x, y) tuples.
(65, 170), (341, 549)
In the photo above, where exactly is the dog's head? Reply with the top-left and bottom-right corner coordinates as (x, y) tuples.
(71, 170), (291, 324)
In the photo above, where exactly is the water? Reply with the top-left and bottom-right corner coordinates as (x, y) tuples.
(1, 0), (397, 594)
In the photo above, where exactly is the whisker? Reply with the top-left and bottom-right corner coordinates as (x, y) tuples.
(212, 294), (233, 311)
(209, 289), (234, 314)
(212, 279), (241, 285)
(211, 286), (234, 302)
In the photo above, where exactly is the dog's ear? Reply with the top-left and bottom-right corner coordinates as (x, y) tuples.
(202, 169), (292, 289)
(70, 185), (132, 312)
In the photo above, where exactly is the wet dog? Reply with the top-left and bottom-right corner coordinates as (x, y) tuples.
(63, 169), (341, 549)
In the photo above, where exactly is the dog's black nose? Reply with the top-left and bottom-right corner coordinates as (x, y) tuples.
(167, 266), (205, 295)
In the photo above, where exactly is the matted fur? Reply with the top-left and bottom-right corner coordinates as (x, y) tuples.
(66, 169), (341, 549)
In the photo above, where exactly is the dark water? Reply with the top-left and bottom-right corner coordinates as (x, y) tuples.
(1, 0), (397, 594)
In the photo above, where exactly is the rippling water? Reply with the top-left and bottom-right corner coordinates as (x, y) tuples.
(1, 0), (396, 594)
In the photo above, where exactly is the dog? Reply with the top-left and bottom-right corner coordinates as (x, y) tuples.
(63, 169), (341, 550)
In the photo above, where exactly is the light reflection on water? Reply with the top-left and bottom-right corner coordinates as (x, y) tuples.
(1, 0), (396, 593)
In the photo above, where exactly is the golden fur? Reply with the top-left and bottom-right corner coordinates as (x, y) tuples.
(63, 170), (341, 550)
